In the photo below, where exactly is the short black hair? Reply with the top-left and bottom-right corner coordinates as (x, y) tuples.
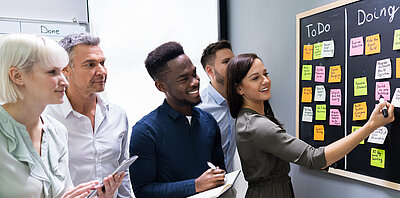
(200, 40), (232, 70)
(145, 41), (184, 81)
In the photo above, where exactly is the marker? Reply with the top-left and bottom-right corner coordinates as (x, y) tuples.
(207, 161), (217, 170)
(379, 95), (388, 118)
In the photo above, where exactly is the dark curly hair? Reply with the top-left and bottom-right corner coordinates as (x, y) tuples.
(200, 40), (232, 70)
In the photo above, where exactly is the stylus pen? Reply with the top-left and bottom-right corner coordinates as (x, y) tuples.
(207, 161), (217, 170)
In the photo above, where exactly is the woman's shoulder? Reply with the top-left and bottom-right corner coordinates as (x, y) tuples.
(41, 114), (68, 141)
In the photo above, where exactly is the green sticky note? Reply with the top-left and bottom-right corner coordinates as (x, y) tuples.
(354, 77), (367, 96)
(371, 148), (385, 168)
(314, 42), (323, 59)
(315, 104), (326, 120)
(351, 126), (364, 144)
(393, 29), (400, 50)
(302, 65), (312, 80)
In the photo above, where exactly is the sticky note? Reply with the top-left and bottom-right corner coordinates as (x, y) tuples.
(391, 88), (400, 107)
(354, 77), (368, 96)
(368, 127), (388, 145)
(301, 87), (312, 103)
(328, 65), (341, 83)
(315, 66), (325, 82)
(349, 36), (364, 56)
(315, 104), (326, 120)
(303, 44), (313, 60)
(375, 58), (392, 79)
(314, 85), (326, 101)
(353, 102), (367, 121)
(321, 40), (334, 58)
(314, 125), (324, 141)
(370, 148), (385, 168)
(396, 58), (400, 78)
(329, 109), (341, 126)
(365, 34), (381, 55)
(330, 89), (342, 106)
(302, 65), (312, 80)
(375, 81), (390, 101)
(313, 42), (323, 60)
(393, 29), (400, 50)
(351, 126), (364, 144)
(302, 106), (313, 122)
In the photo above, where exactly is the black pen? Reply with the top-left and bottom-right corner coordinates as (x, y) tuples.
(379, 95), (388, 118)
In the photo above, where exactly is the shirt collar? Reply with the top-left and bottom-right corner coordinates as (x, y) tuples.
(161, 99), (199, 120)
(60, 94), (110, 118)
(206, 83), (226, 106)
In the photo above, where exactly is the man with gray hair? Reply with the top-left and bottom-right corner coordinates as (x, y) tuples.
(45, 33), (133, 197)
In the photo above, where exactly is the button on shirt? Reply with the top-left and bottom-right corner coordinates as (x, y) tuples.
(129, 100), (225, 198)
(45, 95), (132, 198)
(197, 84), (236, 172)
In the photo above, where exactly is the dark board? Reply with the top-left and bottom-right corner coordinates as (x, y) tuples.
(297, 0), (400, 190)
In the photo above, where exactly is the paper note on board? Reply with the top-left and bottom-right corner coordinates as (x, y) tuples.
(368, 126), (388, 145)
(351, 126), (364, 144)
(314, 125), (324, 141)
(330, 89), (341, 106)
(349, 36), (364, 56)
(375, 58), (392, 79)
(302, 65), (312, 80)
(302, 106), (313, 122)
(321, 40), (334, 57)
(313, 42), (323, 59)
(396, 58), (400, 78)
(353, 102), (367, 121)
(391, 88), (400, 107)
(315, 66), (325, 82)
(370, 148), (385, 168)
(328, 65), (341, 83)
(393, 29), (400, 50)
(375, 81), (390, 101)
(301, 87), (312, 103)
(314, 85), (326, 101)
(315, 104), (326, 120)
(354, 77), (367, 96)
(329, 109), (341, 126)
(303, 44), (313, 60)
(365, 34), (381, 55)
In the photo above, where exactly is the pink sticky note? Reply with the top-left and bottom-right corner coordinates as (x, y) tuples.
(329, 109), (341, 126)
(315, 66), (325, 82)
(375, 81), (390, 101)
(350, 36), (364, 56)
(330, 89), (342, 106)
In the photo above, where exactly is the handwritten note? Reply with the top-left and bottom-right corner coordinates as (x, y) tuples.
(314, 85), (326, 101)
(313, 42), (323, 60)
(354, 77), (368, 96)
(393, 29), (400, 50)
(365, 34), (381, 55)
(367, 127), (388, 145)
(321, 40), (334, 57)
(330, 89), (341, 106)
(349, 36), (364, 56)
(303, 44), (313, 60)
(370, 148), (385, 168)
(375, 58), (391, 79)
(302, 106), (313, 122)
(353, 102), (367, 121)
(351, 126), (364, 144)
(329, 109), (341, 126)
(391, 88), (400, 107)
(375, 81), (390, 101)
(302, 65), (312, 80)
(397, 58), (400, 78)
(315, 66), (325, 82)
(301, 87), (312, 103)
(314, 125), (324, 141)
(315, 104), (326, 120)
(328, 65), (341, 83)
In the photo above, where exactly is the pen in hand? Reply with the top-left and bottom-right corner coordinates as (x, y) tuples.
(379, 95), (388, 118)
(207, 161), (217, 170)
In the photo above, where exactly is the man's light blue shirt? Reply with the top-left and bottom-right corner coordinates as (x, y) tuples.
(197, 83), (236, 172)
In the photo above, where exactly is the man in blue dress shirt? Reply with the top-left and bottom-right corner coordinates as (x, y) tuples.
(129, 42), (226, 198)
(197, 41), (236, 172)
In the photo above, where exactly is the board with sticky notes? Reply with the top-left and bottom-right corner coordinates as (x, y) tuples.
(296, 0), (400, 191)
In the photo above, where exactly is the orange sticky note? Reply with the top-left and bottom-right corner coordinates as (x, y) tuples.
(328, 65), (341, 83)
(314, 125), (325, 141)
(396, 58), (400, 78)
(303, 45), (313, 60)
(365, 34), (381, 55)
(301, 87), (312, 103)
(353, 102), (367, 121)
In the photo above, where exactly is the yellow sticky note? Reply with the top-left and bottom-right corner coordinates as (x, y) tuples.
(303, 45), (313, 60)
(351, 126), (364, 144)
(354, 77), (368, 96)
(328, 65), (341, 83)
(353, 102), (367, 121)
(365, 34), (381, 55)
(314, 125), (325, 141)
(397, 58), (400, 78)
(393, 29), (400, 50)
(313, 42), (323, 59)
(315, 104), (326, 120)
(302, 65), (312, 80)
(371, 148), (385, 168)
(301, 87), (312, 103)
